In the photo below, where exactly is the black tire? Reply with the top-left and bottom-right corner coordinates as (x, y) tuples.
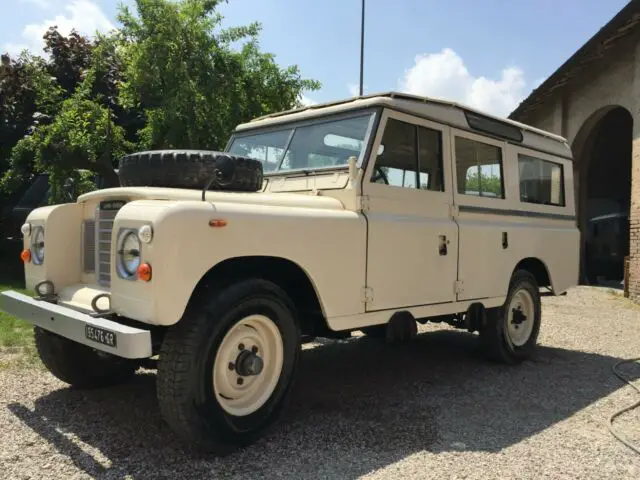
(157, 279), (300, 454)
(34, 327), (139, 388)
(118, 150), (264, 192)
(479, 270), (541, 364)
(360, 324), (388, 339)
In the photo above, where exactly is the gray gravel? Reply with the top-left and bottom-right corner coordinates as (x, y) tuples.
(1, 286), (640, 479)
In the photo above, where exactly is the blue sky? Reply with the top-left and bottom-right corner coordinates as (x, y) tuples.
(0, 0), (631, 117)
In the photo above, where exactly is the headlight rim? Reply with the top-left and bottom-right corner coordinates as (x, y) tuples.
(117, 228), (142, 280)
(31, 225), (45, 265)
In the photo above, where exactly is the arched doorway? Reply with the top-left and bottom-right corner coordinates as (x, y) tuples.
(572, 106), (633, 285)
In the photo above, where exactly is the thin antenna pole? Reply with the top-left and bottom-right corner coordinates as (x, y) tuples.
(359, 0), (365, 96)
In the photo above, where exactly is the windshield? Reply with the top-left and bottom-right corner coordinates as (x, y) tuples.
(227, 112), (374, 173)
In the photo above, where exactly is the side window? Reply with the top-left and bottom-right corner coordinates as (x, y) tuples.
(418, 126), (444, 191)
(372, 118), (417, 188)
(372, 117), (444, 191)
(518, 154), (565, 206)
(455, 136), (504, 198)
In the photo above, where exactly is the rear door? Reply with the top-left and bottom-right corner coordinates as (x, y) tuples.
(450, 128), (513, 300)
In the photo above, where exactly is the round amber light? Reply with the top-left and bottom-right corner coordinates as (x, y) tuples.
(137, 263), (152, 282)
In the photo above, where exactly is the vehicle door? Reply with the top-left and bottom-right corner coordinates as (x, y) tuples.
(361, 110), (458, 311)
(450, 128), (513, 300)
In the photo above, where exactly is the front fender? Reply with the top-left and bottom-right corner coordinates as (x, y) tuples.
(111, 199), (367, 326)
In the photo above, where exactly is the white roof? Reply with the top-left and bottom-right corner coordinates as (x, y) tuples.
(234, 92), (572, 160)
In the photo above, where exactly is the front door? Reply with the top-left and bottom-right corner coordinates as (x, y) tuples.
(362, 110), (458, 311)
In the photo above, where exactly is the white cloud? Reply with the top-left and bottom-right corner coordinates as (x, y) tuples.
(3, 43), (30, 56)
(20, 0), (52, 8)
(16, 0), (114, 54)
(398, 48), (529, 118)
(299, 95), (317, 106)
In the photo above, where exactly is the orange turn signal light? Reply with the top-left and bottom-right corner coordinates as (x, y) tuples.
(208, 219), (227, 228)
(20, 249), (31, 263)
(137, 263), (152, 282)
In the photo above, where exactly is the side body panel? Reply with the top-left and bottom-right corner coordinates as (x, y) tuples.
(450, 130), (579, 300)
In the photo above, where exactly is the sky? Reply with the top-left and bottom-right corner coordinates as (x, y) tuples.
(0, 0), (632, 118)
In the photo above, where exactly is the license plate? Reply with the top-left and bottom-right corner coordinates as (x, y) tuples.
(85, 325), (117, 348)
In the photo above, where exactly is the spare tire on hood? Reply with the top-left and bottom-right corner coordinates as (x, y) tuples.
(117, 150), (264, 192)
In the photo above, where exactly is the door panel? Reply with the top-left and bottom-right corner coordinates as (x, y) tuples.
(450, 128), (513, 300)
(362, 111), (458, 311)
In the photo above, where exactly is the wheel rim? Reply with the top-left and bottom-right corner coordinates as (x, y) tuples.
(506, 288), (535, 347)
(212, 314), (284, 416)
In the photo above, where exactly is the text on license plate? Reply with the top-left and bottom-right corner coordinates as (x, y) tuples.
(85, 325), (118, 348)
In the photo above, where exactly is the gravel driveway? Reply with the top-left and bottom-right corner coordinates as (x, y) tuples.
(1, 286), (639, 479)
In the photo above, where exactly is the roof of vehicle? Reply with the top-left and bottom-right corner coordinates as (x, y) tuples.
(234, 91), (572, 159)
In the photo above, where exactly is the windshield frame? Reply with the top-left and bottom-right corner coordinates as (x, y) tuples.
(225, 107), (380, 176)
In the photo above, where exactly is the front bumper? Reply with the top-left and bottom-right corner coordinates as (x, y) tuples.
(0, 290), (152, 359)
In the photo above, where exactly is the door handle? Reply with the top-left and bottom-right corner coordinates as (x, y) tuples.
(439, 235), (448, 255)
(502, 232), (508, 249)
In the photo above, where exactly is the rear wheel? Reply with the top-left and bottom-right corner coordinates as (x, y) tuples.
(34, 327), (139, 388)
(479, 270), (541, 364)
(156, 279), (300, 454)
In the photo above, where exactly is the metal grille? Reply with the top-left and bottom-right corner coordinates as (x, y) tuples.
(82, 220), (96, 273)
(95, 200), (127, 286)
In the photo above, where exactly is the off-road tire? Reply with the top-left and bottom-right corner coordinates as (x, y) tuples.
(360, 324), (388, 339)
(156, 279), (300, 454)
(118, 150), (264, 192)
(479, 269), (541, 364)
(34, 327), (139, 388)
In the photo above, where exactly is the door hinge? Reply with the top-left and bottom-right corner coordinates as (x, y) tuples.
(454, 280), (464, 295)
(361, 286), (374, 303)
(449, 204), (459, 219)
(357, 195), (370, 212)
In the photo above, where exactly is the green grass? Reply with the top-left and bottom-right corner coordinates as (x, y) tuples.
(0, 278), (42, 370)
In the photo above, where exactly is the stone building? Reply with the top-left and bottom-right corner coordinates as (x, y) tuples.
(509, 0), (640, 301)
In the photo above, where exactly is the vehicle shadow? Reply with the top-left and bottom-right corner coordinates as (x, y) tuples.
(6, 329), (638, 480)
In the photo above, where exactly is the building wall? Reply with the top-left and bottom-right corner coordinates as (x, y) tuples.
(512, 36), (640, 301)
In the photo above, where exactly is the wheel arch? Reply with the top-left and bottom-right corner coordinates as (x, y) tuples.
(513, 257), (552, 290)
(187, 255), (328, 336)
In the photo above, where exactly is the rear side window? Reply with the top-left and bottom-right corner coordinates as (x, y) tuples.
(518, 154), (565, 206)
(455, 136), (504, 198)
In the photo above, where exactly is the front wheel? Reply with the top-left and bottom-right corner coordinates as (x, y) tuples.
(34, 327), (139, 388)
(479, 270), (541, 364)
(156, 279), (300, 454)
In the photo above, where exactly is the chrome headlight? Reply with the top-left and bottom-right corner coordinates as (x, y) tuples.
(117, 230), (141, 278)
(31, 226), (45, 264)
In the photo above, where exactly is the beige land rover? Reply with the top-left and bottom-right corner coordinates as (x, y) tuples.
(0, 92), (580, 453)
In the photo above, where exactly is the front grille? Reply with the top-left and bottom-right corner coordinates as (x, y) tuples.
(95, 200), (127, 286)
(82, 220), (96, 273)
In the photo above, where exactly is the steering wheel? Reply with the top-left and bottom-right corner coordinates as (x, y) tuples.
(370, 165), (389, 185)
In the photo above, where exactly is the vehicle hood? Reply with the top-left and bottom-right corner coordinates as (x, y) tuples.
(77, 186), (345, 211)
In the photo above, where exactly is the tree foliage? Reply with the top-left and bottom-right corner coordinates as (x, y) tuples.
(464, 169), (503, 196)
(0, 0), (320, 202)
(117, 0), (319, 150)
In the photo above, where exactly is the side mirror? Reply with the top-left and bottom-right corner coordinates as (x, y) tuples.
(62, 177), (76, 202)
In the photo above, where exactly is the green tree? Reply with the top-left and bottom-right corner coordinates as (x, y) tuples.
(117, 0), (320, 150)
(2, 0), (320, 202)
(1, 28), (140, 201)
(465, 169), (502, 196)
